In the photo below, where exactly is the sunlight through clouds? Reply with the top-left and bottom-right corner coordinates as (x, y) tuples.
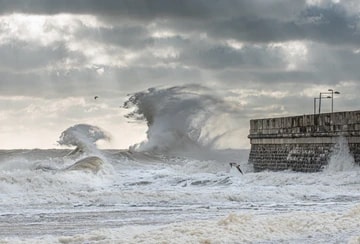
(0, 14), (104, 45)
(269, 41), (308, 70)
(225, 39), (244, 50)
(0, 1), (359, 148)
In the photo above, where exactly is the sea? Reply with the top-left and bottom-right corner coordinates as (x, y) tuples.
(1, 86), (360, 243)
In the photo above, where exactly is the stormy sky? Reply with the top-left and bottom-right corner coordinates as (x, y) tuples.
(1, 0), (359, 149)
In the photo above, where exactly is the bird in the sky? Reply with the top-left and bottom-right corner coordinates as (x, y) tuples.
(94, 96), (99, 100)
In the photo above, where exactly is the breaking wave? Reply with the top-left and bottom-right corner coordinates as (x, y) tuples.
(58, 124), (111, 156)
(30, 124), (113, 174)
(123, 85), (241, 155)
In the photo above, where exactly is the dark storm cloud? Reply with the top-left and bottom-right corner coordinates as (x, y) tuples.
(306, 44), (360, 81)
(148, 35), (288, 70)
(169, 4), (360, 46)
(298, 5), (360, 46)
(0, 65), (202, 97)
(206, 18), (301, 43)
(215, 43), (360, 86)
(1, 0), (359, 46)
(0, 0), (214, 19)
(0, 41), (84, 72)
(215, 70), (317, 87)
(76, 25), (154, 49)
(1, 1), (359, 84)
(177, 43), (287, 70)
(0, 1), (358, 104)
(0, 68), (107, 97)
(0, 0), (305, 19)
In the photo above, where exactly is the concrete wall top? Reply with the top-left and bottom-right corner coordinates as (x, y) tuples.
(249, 110), (360, 138)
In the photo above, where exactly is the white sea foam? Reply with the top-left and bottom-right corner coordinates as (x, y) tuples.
(3, 204), (360, 243)
(0, 147), (360, 243)
(325, 136), (357, 172)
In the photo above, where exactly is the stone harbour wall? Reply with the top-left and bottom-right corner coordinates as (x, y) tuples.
(248, 110), (360, 172)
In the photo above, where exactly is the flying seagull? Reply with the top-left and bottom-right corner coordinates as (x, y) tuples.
(94, 96), (99, 100)
(229, 162), (243, 174)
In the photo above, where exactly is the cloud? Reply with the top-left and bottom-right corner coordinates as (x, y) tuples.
(75, 25), (154, 49)
(178, 43), (287, 70)
(0, 41), (82, 72)
(0, 0), (306, 20)
(0, 1), (359, 149)
(0, 0), (358, 46)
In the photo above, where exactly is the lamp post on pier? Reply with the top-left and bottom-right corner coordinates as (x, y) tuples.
(314, 97), (320, 115)
(313, 89), (341, 114)
(328, 89), (340, 113)
(318, 93), (332, 114)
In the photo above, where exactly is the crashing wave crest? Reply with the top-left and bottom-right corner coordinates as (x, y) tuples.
(58, 124), (111, 156)
(123, 85), (239, 154)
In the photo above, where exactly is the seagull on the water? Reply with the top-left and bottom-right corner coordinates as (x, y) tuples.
(229, 162), (243, 174)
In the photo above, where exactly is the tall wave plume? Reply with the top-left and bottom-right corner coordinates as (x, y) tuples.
(58, 124), (111, 156)
(123, 85), (240, 155)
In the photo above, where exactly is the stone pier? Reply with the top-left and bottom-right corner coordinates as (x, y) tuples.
(248, 110), (360, 172)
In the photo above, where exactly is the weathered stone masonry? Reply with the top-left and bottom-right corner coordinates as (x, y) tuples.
(248, 110), (360, 172)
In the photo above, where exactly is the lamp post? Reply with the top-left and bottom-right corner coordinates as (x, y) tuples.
(328, 89), (340, 113)
(318, 93), (332, 114)
(314, 97), (320, 115)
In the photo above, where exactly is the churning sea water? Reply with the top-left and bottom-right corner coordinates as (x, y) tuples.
(0, 145), (359, 244)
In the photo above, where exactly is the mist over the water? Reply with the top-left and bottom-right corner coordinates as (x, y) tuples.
(123, 85), (242, 156)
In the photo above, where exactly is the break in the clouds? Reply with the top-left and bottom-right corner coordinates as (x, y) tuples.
(0, 0), (359, 149)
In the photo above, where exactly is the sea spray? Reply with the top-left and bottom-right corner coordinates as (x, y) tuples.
(32, 124), (113, 174)
(58, 124), (111, 157)
(325, 136), (356, 172)
(123, 85), (243, 155)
